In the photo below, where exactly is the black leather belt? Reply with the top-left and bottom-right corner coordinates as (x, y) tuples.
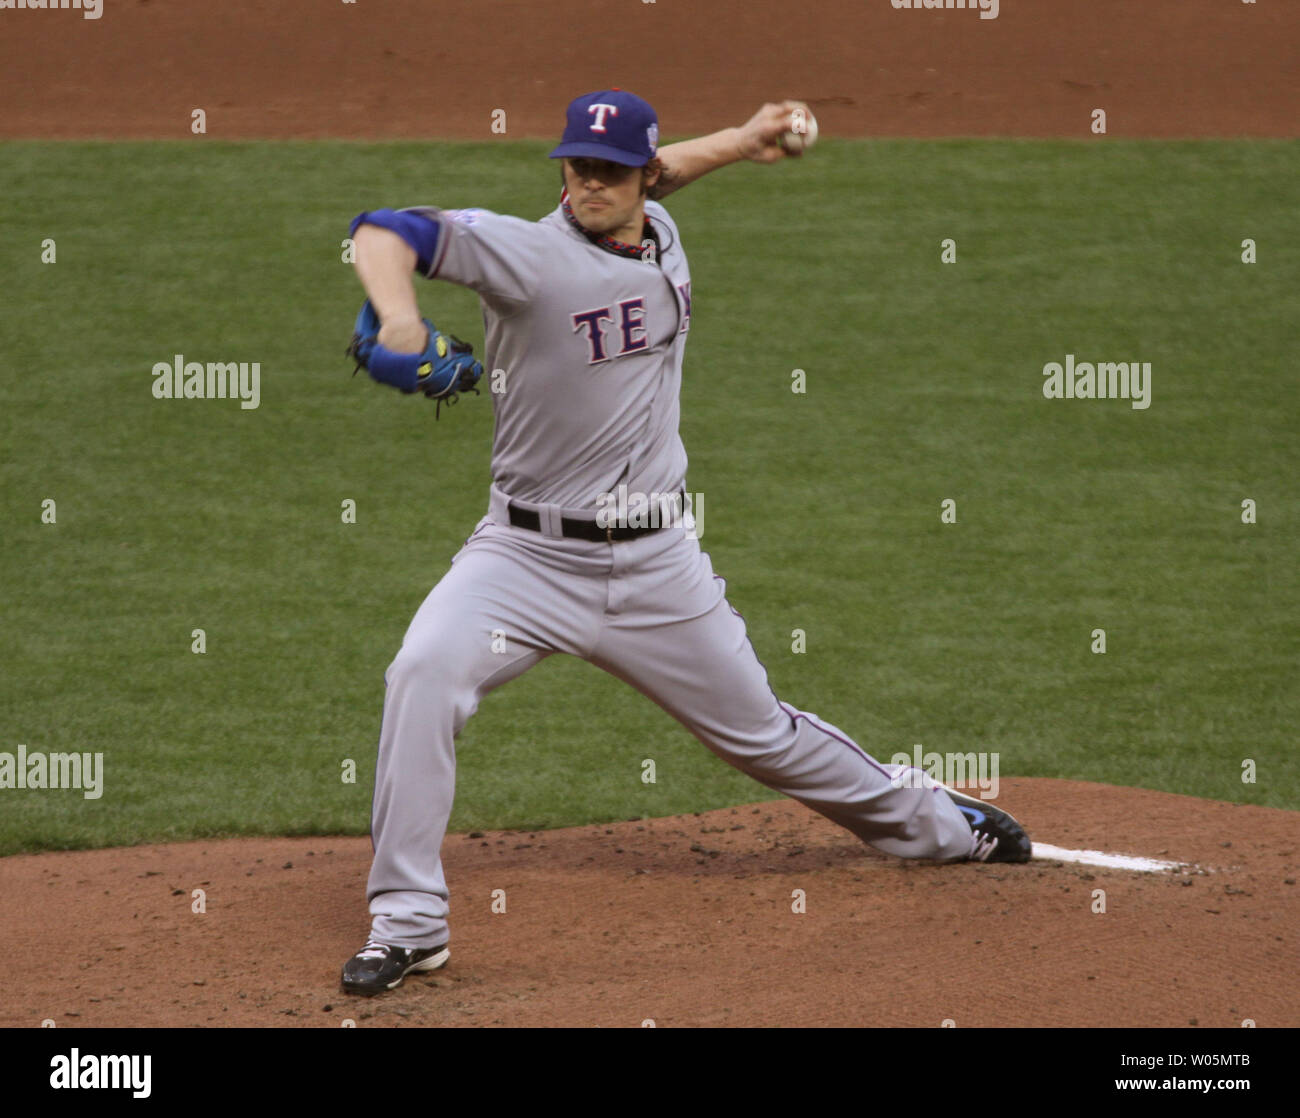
(507, 500), (675, 543)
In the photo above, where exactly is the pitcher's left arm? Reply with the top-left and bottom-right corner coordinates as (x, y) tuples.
(650, 101), (816, 200)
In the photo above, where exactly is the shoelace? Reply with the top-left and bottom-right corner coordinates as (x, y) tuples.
(969, 830), (1000, 862)
(356, 941), (394, 959)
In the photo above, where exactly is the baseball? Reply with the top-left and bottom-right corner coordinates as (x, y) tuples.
(780, 107), (819, 154)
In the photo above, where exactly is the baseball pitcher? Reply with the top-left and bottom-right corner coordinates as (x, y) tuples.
(339, 91), (1032, 996)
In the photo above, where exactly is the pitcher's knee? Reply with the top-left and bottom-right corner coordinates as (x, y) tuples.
(385, 636), (472, 696)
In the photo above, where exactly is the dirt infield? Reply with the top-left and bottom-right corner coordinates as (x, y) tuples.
(2, 780), (1296, 1028)
(1, 0), (1295, 140)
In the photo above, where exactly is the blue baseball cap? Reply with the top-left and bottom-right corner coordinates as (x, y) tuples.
(549, 89), (659, 167)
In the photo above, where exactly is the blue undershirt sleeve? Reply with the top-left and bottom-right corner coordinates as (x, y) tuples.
(349, 208), (442, 275)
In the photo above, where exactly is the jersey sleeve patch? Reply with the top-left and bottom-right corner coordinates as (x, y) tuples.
(422, 209), (545, 309)
(444, 208), (484, 227)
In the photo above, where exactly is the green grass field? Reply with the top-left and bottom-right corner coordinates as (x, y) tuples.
(1, 139), (1296, 855)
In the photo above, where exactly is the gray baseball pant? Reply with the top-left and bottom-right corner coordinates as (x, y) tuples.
(365, 491), (973, 948)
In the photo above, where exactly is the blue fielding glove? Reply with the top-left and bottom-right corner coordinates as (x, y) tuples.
(347, 299), (484, 417)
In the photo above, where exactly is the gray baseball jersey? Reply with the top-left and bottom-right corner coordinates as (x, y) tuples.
(359, 195), (975, 952)
(406, 199), (691, 508)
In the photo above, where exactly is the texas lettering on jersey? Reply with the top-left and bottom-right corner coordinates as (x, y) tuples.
(570, 282), (692, 364)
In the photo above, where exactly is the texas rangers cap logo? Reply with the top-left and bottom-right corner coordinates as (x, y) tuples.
(549, 89), (659, 167)
(587, 103), (620, 133)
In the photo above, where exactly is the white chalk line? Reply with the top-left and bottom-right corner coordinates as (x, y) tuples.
(1031, 842), (1193, 873)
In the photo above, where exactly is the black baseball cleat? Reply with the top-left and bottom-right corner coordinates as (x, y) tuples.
(942, 786), (1034, 863)
(341, 940), (450, 996)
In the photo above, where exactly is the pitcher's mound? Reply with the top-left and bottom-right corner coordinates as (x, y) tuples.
(2, 778), (1296, 1027)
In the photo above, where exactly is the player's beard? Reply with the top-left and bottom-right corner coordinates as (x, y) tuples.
(573, 190), (645, 241)
(575, 203), (622, 234)
(562, 164), (650, 242)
